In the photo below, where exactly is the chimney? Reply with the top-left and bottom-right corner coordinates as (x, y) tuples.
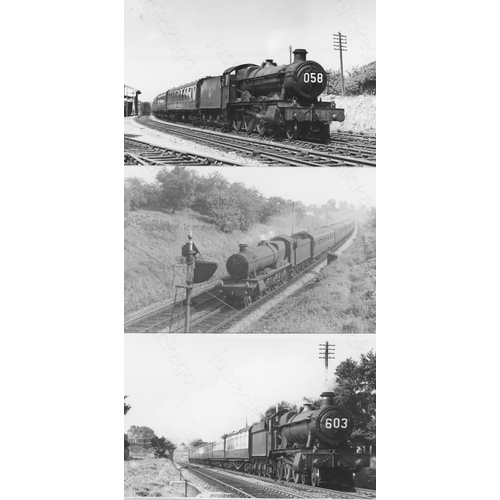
(293, 49), (308, 63)
(239, 243), (249, 252)
(319, 391), (335, 407)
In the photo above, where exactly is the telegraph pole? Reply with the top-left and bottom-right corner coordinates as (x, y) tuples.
(333, 32), (347, 96)
(319, 341), (335, 384)
(289, 45), (292, 64)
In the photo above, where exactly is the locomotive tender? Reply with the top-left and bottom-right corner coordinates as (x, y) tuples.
(188, 392), (370, 490)
(215, 217), (356, 306)
(152, 49), (344, 139)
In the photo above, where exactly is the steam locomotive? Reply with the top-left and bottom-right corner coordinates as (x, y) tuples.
(152, 49), (344, 139)
(215, 217), (356, 306)
(188, 392), (370, 490)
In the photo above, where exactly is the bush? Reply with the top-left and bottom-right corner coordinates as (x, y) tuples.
(150, 435), (175, 459)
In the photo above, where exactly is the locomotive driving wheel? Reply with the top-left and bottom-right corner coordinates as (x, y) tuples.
(256, 121), (266, 136)
(293, 470), (301, 483)
(311, 467), (321, 487)
(277, 462), (284, 480)
(233, 113), (243, 132)
(286, 122), (298, 140)
(244, 115), (255, 133)
(301, 472), (310, 485)
(285, 464), (293, 482)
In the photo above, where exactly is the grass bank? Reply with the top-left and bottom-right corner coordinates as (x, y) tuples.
(125, 208), (331, 317)
(241, 213), (376, 333)
(124, 449), (179, 497)
(327, 95), (376, 134)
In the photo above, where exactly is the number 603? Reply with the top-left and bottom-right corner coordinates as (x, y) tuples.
(325, 417), (348, 429)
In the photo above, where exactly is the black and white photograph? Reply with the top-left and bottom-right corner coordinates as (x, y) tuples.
(124, 166), (375, 333)
(8, 1), (499, 500)
(124, 334), (376, 497)
(124, 0), (375, 166)
(124, 1), (376, 498)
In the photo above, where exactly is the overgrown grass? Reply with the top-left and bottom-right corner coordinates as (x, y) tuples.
(125, 208), (330, 316)
(124, 449), (179, 497)
(328, 95), (376, 133)
(243, 213), (376, 333)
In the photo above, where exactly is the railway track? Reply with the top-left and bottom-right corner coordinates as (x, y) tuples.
(124, 284), (223, 333)
(125, 255), (329, 334)
(125, 225), (356, 333)
(137, 117), (376, 167)
(124, 136), (240, 165)
(178, 462), (375, 499)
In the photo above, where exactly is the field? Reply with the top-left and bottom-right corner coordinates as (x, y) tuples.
(241, 213), (376, 333)
(124, 208), (333, 317)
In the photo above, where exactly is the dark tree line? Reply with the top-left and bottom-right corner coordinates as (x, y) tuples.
(125, 425), (176, 459)
(326, 61), (376, 96)
(125, 168), (355, 232)
(125, 168), (297, 232)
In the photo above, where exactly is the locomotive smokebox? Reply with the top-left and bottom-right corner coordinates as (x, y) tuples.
(320, 391), (336, 407)
(278, 393), (353, 447)
(293, 49), (308, 63)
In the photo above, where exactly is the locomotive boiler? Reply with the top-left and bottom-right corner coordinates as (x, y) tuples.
(226, 241), (287, 280)
(217, 238), (290, 307)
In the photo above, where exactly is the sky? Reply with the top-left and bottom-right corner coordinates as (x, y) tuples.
(125, 0), (376, 101)
(124, 334), (375, 445)
(124, 165), (375, 208)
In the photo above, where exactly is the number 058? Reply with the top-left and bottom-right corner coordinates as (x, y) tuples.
(303, 73), (323, 84)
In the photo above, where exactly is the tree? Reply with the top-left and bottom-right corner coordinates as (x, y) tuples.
(293, 201), (307, 220)
(193, 171), (230, 213)
(325, 61), (376, 96)
(127, 425), (156, 441)
(151, 435), (176, 459)
(125, 177), (148, 211)
(302, 397), (321, 409)
(199, 179), (264, 232)
(259, 401), (297, 422)
(333, 350), (376, 446)
(327, 198), (337, 211)
(124, 396), (131, 415)
(260, 196), (288, 223)
(156, 166), (197, 214)
(189, 438), (208, 448)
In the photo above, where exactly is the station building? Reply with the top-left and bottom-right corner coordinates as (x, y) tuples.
(124, 85), (141, 116)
